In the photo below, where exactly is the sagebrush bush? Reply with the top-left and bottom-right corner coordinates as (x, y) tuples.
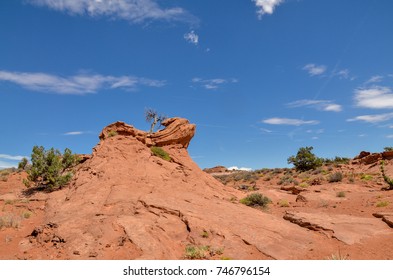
(0, 214), (21, 229)
(328, 172), (343, 183)
(23, 146), (79, 191)
(240, 193), (271, 208)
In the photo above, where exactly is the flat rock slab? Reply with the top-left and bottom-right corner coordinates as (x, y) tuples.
(373, 213), (393, 228)
(0, 193), (18, 201)
(284, 211), (391, 245)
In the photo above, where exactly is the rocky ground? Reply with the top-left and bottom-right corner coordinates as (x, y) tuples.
(1, 118), (393, 260)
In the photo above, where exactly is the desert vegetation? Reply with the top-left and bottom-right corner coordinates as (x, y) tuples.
(184, 245), (224, 260)
(145, 108), (167, 133)
(240, 193), (271, 208)
(150, 146), (171, 161)
(380, 161), (393, 190)
(22, 146), (79, 191)
(287, 146), (323, 172)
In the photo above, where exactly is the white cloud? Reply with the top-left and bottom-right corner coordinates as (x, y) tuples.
(262, 117), (319, 126)
(335, 69), (349, 79)
(324, 104), (342, 112)
(192, 77), (238, 90)
(253, 0), (284, 18)
(0, 70), (165, 94)
(0, 154), (27, 169)
(287, 99), (342, 112)
(260, 128), (273, 133)
(227, 166), (253, 172)
(0, 161), (17, 169)
(365, 75), (383, 84)
(386, 135), (393, 139)
(354, 86), (393, 109)
(347, 112), (393, 123)
(184, 30), (199, 45)
(63, 131), (84, 135)
(0, 154), (27, 161)
(333, 69), (356, 80)
(303, 63), (327, 76)
(28, 0), (196, 24)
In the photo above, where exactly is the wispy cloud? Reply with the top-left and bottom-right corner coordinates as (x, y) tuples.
(365, 75), (383, 84)
(0, 70), (165, 95)
(192, 77), (238, 90)
(260, 128), (273, 133)
(287, 99), (342, 112)
(28, 0), (197, 24)
(184, 30), (199, 45)
(63, 131), (87, 136)
(0, 154), (27, 161)
(333, 69), (356, 81)
(253, 0), (284, 18)
(347, 112), (393, 123)
(0, 161), (17, 169)
(354, 86), (393, 109)
(0, 153), (28, 169)
(262, 117), (319, 126)
(303, 63), (327, 76)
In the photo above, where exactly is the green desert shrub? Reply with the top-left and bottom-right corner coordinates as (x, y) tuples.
(17, 157), (29, 171)
(376, 201), (389, 207)
(23, 146), (79, 191)
(360, 174), (373, 181)
(336, 191), (346, 198)
(240, 193), (271, 208)
(322, 157), (350, 165)
(184, 245), (209, 260)
(107, 130), (118, 138)
(380, 161), (393, 190)
(150, 146), (171, 161)
(287, 146), (323, 172)
(278, 199), (290, 207)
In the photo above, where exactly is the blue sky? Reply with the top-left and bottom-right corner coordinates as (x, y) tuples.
(1, 0), (393, 170)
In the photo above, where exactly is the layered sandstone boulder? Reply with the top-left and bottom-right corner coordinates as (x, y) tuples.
(99, 117), (196, 148)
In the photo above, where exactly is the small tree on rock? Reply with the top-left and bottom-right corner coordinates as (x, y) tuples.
(145, 108), (167, 133)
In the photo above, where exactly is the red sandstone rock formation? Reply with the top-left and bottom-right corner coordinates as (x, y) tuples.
(26, 118), (331, 259)
(99, 117), (196, 148)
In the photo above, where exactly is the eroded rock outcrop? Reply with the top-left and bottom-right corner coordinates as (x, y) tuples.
(373, 212), (393, 228)
(99, 117), (196, 148)
(352, 150), (393, 165)
(284, 211), (391, 245)
(27, 118), (336, 260)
